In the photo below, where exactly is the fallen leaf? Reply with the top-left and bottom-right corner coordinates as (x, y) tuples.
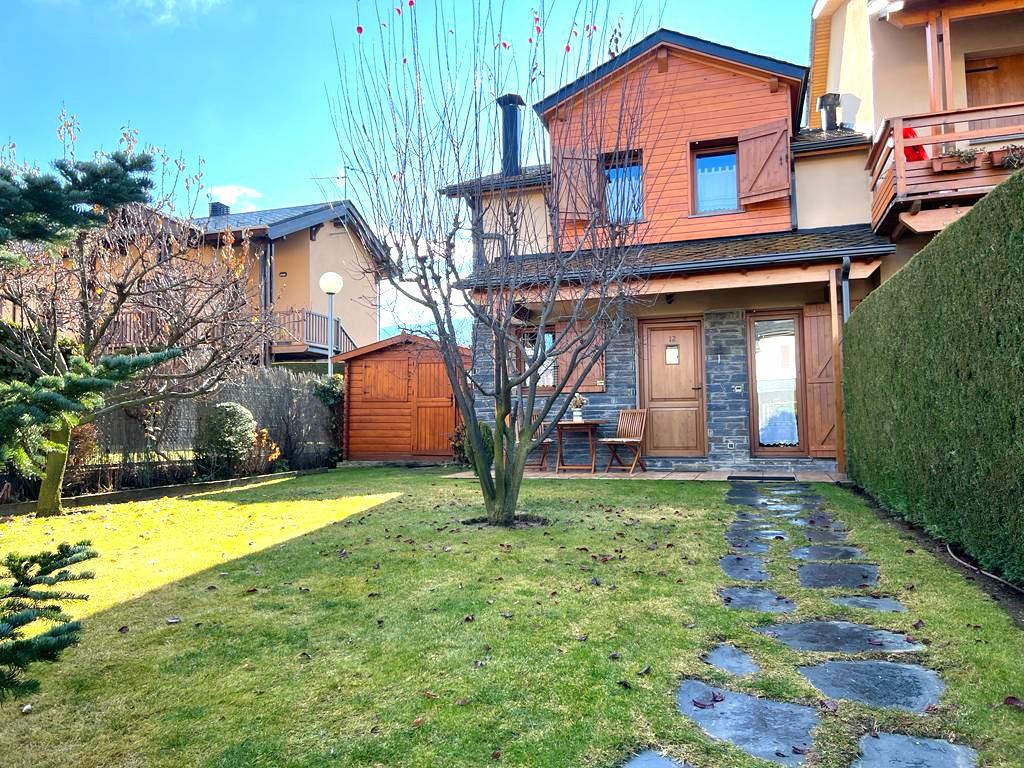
(412, 716), (425, 727)
(1004, 696), (1024, 710)
(117, 625), (130, 634)
(912, 619), (926, 630)
(616, 679), (632, 689)
(638, 665), (651, 676)
(464, 614), (475, 623)
(608, 652), (621, 661)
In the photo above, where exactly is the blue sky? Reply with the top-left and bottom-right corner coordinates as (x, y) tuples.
(3, 0), (812, 215)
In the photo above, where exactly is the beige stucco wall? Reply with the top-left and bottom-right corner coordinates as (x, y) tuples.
(828, 0), (875, 133)
(880, 233), (932, 283)
(794, 149), (872, 228)
(480, 188), (550, 259)
(305, 224), (379, 346)
(949, 14), (1024, 108)
(272, 234), (311, 311)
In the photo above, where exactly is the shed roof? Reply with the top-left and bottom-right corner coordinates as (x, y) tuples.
(333, 333), (470, 363)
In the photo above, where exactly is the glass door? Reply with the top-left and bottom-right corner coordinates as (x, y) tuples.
(748, 312), (805, 456)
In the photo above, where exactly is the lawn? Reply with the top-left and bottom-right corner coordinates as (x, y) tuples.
(1, 468), (1022, 767)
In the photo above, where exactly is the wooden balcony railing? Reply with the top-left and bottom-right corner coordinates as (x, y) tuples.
(107, 309), (357, 357)
(867, 101), (1024, 234)
(273, 309), (356, 356)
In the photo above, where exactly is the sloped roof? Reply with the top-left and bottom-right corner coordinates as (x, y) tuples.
(464, 225), (892, 287)
(792, 127), (871, 154)
(333, 332), (470, 363)
(441, 164), (551, 197)
(534, 28), (807, 119)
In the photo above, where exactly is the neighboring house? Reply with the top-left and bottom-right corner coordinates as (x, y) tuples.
(451, 4), (1024, 473)
(194, 200), (385, 361)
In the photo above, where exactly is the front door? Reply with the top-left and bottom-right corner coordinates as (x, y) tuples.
(413, 357), (456, 456)
(640, 319), (706, 457)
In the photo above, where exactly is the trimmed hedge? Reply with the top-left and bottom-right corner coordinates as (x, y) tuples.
(844, 171), (1024, 584)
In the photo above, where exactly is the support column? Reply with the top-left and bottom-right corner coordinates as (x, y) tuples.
(829, 269), (847, 475)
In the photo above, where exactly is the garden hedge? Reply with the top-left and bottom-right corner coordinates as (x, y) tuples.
(844, 170), (1024, 585)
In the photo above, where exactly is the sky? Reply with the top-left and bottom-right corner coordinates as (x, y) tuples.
(2, 0), (813, 215)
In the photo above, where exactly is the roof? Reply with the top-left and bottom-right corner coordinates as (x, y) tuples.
(464, 225), (893, 287)
(792, 127), (871, 155)
(196, 200), (387, 262)
(441, 164), (551, 197)
(533, 28), (808, 120)
(333, 332), (470, 363)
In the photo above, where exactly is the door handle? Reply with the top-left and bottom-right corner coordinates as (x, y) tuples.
(692, 385), (703, 390)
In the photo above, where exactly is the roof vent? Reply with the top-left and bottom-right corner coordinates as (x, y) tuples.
(209, 201), (230, 217)
(496, 93), (526, 177)
(817, 93), (841, 132)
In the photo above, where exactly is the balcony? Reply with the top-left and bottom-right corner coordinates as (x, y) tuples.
(107, 309), (356, 359)
(868, 102), (1024, 237)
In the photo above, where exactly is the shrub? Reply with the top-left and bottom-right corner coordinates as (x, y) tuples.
(450, 423), (469, 465)
(240, 427), (283, 477)
(195, 402), (256, 479)
(844, 170), (1024, 585)
(464, 422), (494, 477)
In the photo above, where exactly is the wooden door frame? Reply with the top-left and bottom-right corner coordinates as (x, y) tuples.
(746, 309), (808, 458)
(637, 317), (708, 458)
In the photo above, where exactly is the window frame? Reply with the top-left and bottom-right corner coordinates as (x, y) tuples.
(600, 149), (644, 225)
(745, 309), (807, 458)
(515, 327), (558, 392)
(690, 141), (742, 217)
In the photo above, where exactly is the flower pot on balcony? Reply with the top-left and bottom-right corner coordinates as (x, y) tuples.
(990, 147), (1024, 169)
(932, 153), (984, 173)
(572, 409), (584, 422)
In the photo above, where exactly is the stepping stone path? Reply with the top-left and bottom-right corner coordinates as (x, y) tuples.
(704, 644), (760, 676)
(685, 482), (976, 767)
(677, 680), (819, 766)
(798, 661), (944, 712)
(620, 750), (691, 768)
(853, 733), (978, 767)
(798, 562), (880, 588)
(832, 595), (907, 613)
(720, 586), (796, 612)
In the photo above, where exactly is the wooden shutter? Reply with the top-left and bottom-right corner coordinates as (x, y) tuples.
(553, 152), (603, 221)
(556, 320), (606, 393)
(737, 118), (791, 205)
(802, 304), (836, 458)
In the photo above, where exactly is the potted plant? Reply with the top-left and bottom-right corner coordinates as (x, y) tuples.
(570, 392), (588, 422)
(991, 144), (1024, 170)
(932, 147), (984, 173)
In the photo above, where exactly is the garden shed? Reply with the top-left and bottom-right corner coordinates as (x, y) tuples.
(336, 334), (470, 461)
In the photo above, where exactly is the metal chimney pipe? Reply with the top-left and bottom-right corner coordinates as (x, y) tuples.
(817, 93), (841, 132)
(496, 93), (526, 177)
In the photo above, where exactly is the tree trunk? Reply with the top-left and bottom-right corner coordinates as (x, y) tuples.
(36, 419), (71, 517)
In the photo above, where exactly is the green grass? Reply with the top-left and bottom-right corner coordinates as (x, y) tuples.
(1, 468), (1022, 767)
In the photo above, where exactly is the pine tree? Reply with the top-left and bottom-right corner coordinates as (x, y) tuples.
(0, 541), (97, 700)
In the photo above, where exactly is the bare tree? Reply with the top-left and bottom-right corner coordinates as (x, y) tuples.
(0, 132), (271, 514)
(333, 2), (670, 524)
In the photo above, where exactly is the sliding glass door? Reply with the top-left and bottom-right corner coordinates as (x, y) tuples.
(748, 312), (805, 456)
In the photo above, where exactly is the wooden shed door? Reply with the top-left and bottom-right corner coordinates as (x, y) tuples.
(640, 319), (706, 457)
(803, 304), (836, 458)
(413, 359), (455, 456)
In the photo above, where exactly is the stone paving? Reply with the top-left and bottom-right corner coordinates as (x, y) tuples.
(659, 480), (978, 767)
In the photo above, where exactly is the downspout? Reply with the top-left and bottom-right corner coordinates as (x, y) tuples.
(840, 255), (851, 323)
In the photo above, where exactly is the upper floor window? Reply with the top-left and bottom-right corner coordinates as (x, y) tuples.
(693, 147), (738, 214)
(602, 151), (643, 224)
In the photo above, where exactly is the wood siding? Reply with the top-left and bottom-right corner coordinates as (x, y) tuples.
(802, 303), (837, 457)
(808, 14), (833, 130)
(548, 45), (795, 249)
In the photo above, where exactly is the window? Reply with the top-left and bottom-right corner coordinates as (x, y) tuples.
(519, 329), (557, 388)
(748, 313), (804, 455)
(602, 151), (643, 223)
(693, 147), (738, 214)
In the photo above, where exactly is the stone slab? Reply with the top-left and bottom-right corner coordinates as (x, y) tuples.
(705, 644), (760, 676)
(798, 661), (944, 712)
(803, 527), (851, 543)
(621, 750), (691, 768)
(790, 545), (865, 561)
(853, 732), (978, 768)
(798, 563), (879, 588)
(757, 621), (924, 653)
(676, 680), (819, 766)
(720, 554), (769, 582)
(721, 587), (796, 613)
(832, 596), (907, 613)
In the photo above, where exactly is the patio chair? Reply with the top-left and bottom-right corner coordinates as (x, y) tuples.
(524, 412), (553, 471)
(599, 409), (648, 474)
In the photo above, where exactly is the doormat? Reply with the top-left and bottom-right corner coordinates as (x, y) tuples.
(727, 474), (796, 482)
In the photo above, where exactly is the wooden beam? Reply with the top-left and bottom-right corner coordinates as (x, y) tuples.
(898, 205), (972, 233)
(925, 15), (943, 112)
(940, 12), (954, 110)
(889, 0), (1024, 27)
(829, 268), (847, 476)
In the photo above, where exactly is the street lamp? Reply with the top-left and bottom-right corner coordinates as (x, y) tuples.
(319, 271), (344, 376)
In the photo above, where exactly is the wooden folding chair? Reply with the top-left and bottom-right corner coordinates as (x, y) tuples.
(599, 409), (648, 474)
(524, 412), (553, 471)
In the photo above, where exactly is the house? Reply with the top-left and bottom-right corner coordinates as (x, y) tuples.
(806, 0), (1024, 262)
(449, 0), (1024, 474)
(449, 29), (904, 474)
(194, 200), (386, 362)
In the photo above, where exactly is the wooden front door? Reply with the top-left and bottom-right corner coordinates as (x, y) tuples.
(413, 357), (456, 456)
(640, 319), (706, 457)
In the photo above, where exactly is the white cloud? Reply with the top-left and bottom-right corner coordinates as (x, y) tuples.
(208, 184), (263, 213)
(123, 0), (225, 24)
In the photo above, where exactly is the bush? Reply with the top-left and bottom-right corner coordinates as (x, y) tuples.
(844, 170), (1024, 584)
(464, 422), (494, 477)
(195, 402), (256, 479)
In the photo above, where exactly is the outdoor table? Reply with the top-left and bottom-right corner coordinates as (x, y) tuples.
(555, 419), (605, 473)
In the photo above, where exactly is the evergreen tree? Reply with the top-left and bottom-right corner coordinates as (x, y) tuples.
(0, 541), (97, 700)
